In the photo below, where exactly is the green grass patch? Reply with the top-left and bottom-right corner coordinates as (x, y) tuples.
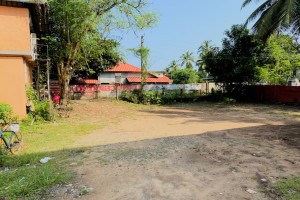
(21, 121), (101, 153)
(273, 177), (300, 200)
(0, 118), (102, 199)
(0, 151), (73, 199)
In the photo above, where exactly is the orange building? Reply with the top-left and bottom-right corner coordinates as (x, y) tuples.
(0, 1), (47, 118)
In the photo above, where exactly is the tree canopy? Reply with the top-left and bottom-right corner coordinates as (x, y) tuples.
(258, 34), (300, 84)
(45, 0), (157, 103)
(242, 0), (300, 41)
(165, 60), (199, 84)
(202, 25), (263, 93)
(171, 68), (199, 84)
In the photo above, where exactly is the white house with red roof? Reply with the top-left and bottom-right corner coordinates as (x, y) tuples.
(98, 62), (172, 85)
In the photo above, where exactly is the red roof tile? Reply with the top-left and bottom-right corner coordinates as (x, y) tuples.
(107, 62), (141, 72)
(84, 79), (98, 84)
(107, 62), (173, 83)
(127, 76), (172, 84)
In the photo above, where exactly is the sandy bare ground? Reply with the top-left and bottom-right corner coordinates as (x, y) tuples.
(49, 100), (300, 200)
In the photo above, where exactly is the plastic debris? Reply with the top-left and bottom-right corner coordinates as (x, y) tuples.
(261, 178), (267, 183)
(246, 189), (257, 194)
(0, 167), (9, 173)
(40, 157), (53, 164)
(70, 162), (77, 166)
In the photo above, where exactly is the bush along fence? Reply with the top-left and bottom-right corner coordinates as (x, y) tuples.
(49, 81), (217, 100)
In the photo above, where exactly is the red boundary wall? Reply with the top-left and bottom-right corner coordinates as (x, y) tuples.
(253, 86), (300, 104)
(51, 81), (300, 105)
(69, 85), (140, 93)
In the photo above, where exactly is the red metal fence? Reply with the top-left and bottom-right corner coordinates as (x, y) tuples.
(50, 80), (300, 104)
(252, 85), (300, 104)
(69, 84), (140, 99)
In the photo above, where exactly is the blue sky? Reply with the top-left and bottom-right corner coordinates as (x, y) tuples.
(112, 0), (258, 71)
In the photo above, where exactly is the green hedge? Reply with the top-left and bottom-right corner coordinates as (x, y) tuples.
(119, 89), (236, 105)
(120, 89), (203, 105)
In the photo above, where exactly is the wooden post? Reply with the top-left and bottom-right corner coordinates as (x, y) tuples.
(37, 61), (40, 99)
(141, 35), (144, 90)
(47, 59), (51, 100)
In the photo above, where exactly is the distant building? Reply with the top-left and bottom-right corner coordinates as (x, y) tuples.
(288, 78), (300, 86)
(98, 62), (173, 85)
(0, 0), (48, 117)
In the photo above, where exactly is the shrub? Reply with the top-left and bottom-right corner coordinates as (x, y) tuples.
(119, 88), (240, 105)
(0, 102), (12, 159)
(222, 97), (236, 104)
(33, 99), (52, 121)
(26, 84), (53, 121)
(143, 91), (161, 104)
(0, 102), (13, 124)
(119, 90), (139, 104)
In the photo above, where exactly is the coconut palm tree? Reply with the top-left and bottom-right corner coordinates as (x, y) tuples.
(180, 51), (195, 69)
(165, 60), (179, 79)
(197, 41), (216, 80)
(242, 0), (300, 41)
(196, 40), (215, 70)
(169, 60), (179, 71)
(197, 40), (214, 54)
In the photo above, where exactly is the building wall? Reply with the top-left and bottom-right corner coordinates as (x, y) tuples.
(99, 72), (155, 84)
(25, 61), (33, 84)
(0, 6), (31, 53)
(0, 6), (34, 118)
(99, 73), (116, 84)
(0, 57), (27, 118)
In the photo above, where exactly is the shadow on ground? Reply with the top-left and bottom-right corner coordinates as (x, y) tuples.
(2, 122), (298, 200)
(138, 103), (300, 125)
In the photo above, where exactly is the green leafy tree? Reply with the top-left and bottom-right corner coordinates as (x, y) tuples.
(172, 68), (199, 84)
(242, 0), (300, 41)
(165, 60), (179, 79)
(46, 0), (157, 104)
(258, 34), (300, 84)
(165, 59), (199, 83)
(203, 25), (263, 93)
(71, 39), (123, 80)
(180, 51), (195, 69)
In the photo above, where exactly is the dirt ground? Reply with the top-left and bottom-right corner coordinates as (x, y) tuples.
(49, 100), (300, 200)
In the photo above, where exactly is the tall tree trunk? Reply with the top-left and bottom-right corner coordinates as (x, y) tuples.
(59, 74), (71, 105)
(57, 60), (71, 105)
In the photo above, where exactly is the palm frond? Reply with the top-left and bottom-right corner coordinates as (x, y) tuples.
(244, 0), (272, 26)
(241, 0), (265, 8)
(291, 0), (300, 34)
(244, 0), (300, 40)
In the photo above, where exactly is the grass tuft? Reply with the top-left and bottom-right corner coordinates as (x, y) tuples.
(273, 177), (300, 200)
